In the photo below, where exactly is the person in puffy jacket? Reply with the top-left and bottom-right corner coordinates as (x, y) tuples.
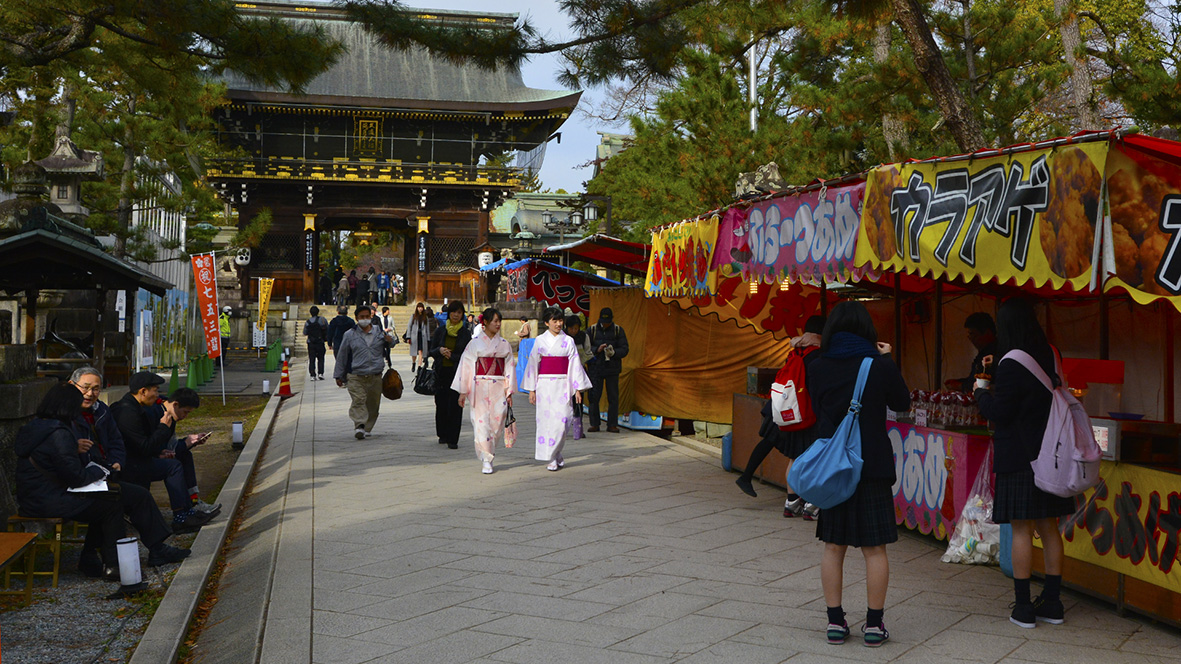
(15, 384), (188, 581)
(975, 298), (1074, 629)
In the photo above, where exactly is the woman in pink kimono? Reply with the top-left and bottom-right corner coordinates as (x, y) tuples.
(522, 307), (592, 471)
(454, 308), (515, 475)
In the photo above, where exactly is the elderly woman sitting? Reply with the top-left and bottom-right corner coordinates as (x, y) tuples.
(14, 384), (190, 581)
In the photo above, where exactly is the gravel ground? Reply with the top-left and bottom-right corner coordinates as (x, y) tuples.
(0, 530), (193, 664)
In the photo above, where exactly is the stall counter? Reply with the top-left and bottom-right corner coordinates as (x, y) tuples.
(731, 394), (991, 541)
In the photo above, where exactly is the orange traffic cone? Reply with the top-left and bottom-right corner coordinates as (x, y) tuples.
(278, 359), (293, 397)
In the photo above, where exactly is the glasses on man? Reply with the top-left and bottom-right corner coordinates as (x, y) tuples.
(73, 383), (102, 395)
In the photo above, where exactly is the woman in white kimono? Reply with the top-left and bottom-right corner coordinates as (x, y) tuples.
(453, 308), (515, 474)
(522, 307), (592, 471)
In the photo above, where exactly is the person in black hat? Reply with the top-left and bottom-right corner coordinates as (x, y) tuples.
(112, 372), (217, 533)
(586, 307), (629, 433)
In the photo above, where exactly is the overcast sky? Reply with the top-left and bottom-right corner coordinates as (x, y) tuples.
(412, 1), (607, 193)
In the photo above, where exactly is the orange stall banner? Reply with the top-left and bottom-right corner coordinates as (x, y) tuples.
(191, 253), (222, 359)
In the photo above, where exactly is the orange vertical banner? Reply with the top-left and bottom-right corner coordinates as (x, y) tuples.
(191, 253), (222, 359)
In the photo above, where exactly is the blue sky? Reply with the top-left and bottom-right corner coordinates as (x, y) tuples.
(412, 1), (607, 193)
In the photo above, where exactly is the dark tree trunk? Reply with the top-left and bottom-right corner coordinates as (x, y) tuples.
(889, 0), (987, 151)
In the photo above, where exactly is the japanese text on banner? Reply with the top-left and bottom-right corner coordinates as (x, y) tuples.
(855, 143), (1107, 292)
(644, 215), (718, 297)
(258, 278), (274, 331)
(190, 254), (222, 359)
(713, 183), (865, 285)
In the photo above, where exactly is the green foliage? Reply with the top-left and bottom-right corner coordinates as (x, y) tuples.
(0, 0), (342, 91)
(230, 209), (273, 250)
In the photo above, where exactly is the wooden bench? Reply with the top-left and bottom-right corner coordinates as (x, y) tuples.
(0, 533), (40, 606)
(5, 516), (87, 589)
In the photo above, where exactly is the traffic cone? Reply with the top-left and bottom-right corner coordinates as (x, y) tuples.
(277, 359), (293, 397)
(186, 359), (198, 389)
(168, 365), (179, 394)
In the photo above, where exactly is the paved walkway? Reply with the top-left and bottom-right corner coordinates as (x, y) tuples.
(191, 351), (1181, 664)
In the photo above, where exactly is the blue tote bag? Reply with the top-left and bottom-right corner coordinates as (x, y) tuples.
(786, 357), (872, 509)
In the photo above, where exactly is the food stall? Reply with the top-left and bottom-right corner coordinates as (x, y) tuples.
(854, 132), (1181, 622)
(643, 130), (1181, 624)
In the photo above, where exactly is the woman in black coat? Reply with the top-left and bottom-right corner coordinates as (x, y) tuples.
(805, 302), (909, 647)
(15, 384), (187, 580)
(428, 300), (472, 448)
(975, 298), (1074, 629)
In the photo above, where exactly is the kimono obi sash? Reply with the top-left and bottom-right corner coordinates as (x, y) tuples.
(538, 356), (569, 375)
(475, 356), (505, 377)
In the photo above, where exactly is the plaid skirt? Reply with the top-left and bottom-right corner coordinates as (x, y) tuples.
(993, 470), (1077, 524)
(815, 479), (898, 547)
(782, 428), (817, 460)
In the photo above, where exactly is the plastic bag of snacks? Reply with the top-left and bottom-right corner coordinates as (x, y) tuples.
(941, 443), (1000, 565)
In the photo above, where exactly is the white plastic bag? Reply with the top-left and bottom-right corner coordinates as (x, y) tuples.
(942, 444), (1000, 565)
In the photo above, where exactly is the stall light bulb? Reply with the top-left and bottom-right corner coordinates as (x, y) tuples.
(749, 280), (758, 294)
(779, 276), (791, 291)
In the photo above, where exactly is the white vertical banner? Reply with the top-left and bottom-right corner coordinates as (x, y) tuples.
(115, 291), (127, 333)
(138, 309), (154, 369)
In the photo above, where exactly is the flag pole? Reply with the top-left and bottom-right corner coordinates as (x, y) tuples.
(213, 250), (226, 406)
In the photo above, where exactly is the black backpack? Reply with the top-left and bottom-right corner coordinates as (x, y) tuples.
(306, 316), (327, 343)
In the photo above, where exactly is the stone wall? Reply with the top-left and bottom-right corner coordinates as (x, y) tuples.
(0, 344), (57, 519)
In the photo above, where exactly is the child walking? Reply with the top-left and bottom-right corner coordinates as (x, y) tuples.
(522, 307), (591, 471)
(453, 308), (515, 475)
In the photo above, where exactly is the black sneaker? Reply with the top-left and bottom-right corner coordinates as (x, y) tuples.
(355, 426), (366, 440)
(78, 553), (119, 581)
(147, 544), (192, 566)
(173, 508), (214, 534)
(735, 476), (757, 497)
(1009, 601), (1036, 629)
(1033, 595), (1064, 624)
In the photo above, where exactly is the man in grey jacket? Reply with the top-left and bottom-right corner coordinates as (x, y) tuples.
(334, 304), (394, 439)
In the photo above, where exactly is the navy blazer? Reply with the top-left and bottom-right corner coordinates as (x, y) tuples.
(975, 352), (1054, 474)
(806, 354), (910, 483)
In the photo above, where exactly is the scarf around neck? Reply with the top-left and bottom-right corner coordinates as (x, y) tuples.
(445, 320), (463, 337)
(824, 331), (879, 359)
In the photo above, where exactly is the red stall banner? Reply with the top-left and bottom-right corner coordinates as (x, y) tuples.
(191, 253), (222, 359)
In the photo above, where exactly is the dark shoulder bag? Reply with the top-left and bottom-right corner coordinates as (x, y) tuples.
(413, 358), (437, 396)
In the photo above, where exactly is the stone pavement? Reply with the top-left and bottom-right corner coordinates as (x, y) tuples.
(190, 350), (1181, 664)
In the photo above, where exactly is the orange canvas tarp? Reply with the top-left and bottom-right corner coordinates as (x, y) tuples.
(589, 287), (794, 424)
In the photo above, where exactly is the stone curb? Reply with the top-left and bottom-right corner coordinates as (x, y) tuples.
(128, 381), (287, 664)
(666, 433), (724, 459)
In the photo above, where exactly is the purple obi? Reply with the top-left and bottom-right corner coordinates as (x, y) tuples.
(538, 356), (569, 375)
(476, 357), (505, 376)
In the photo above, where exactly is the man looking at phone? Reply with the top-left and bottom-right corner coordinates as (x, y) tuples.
(112, 373), (219, 533)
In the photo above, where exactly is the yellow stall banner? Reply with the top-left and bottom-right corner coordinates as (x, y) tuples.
(1103, 135), (1181, 311)
(645, 215), (719, 297)
(1053, 461), (1181, 593)
(258, 278), (274, 331)
(856, 143), (1108, 292)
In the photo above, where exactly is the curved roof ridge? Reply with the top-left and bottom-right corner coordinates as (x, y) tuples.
(224, 2), (580, 113)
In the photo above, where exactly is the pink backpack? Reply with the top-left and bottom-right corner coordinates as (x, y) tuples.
(1003, 349), (1102, 498)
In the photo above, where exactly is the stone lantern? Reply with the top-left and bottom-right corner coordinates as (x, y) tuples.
(34, 134), (104, 220)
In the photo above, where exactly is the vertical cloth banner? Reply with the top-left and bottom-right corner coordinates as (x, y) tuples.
(258, 278), (274, 332)
(190, 253), (222, 359)
(644, 215), (719, 297)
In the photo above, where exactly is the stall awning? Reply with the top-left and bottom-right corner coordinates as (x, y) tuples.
(505, 258), (620, 315)
(543, 234), (651, 277)
(479, 257), (507, 272)
(0, 211), (173, 296)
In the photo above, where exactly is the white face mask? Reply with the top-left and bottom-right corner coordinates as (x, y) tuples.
(356, 318), (372, 327)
